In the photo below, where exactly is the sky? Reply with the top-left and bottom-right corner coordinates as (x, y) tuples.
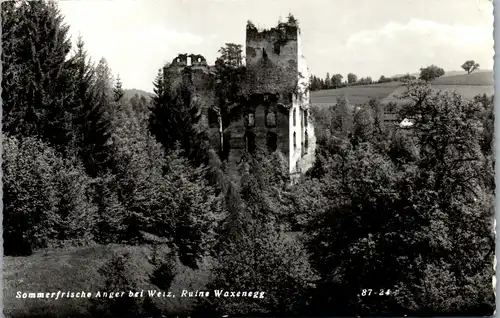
(58, 0), (494, 92)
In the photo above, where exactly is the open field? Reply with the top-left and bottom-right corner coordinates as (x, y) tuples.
(310, 71), (494, 107)
(382, 84), (494, 104)
(4, 244), (213, 317)
(430, 71), (493, 86)
(310, 81), (402, 106)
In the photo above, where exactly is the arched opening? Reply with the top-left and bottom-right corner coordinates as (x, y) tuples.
(266, 110), (277, 127)
(266, 132), (278, 152)
(246, 132), (256, 154)
(207, 109), (219, 128)
(304, 130), (309, 150)
(245, 112), (255, 127)
(221, 132), (231, 161)
(273, 42), (281, 55)
(262, 48), (268, 59)
(293, 131), (296, 149)
(304, 110), (308, 126)
(293, 109), (296, 126)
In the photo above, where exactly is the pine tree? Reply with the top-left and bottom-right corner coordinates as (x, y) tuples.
(2, 0), (75, 147)
(67, 35), (96, 156)
(78, 57), (115, 177)
(113, 74), (125, 102)
(149, 66), (209, 164)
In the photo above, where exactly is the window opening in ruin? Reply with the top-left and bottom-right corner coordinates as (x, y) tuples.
(208, 109), (219, 128)
(293, 132), (296, 149)
(266, 132), (278, 152)
(266, 110), (277, 128)
(222, 132), (231, 161)
(304, 130), (309, 151)
(300, 109), (304, 128)
(246, 132), (256, 154)
(273, 42), (281, 55)
(187, 56), (192, 66)
(262, 48), (268, 59)
(198, 58), (201, 62)
(293, 109), (296, 126)
(245, 112), (255, 127)
(304, 110), (308, 126)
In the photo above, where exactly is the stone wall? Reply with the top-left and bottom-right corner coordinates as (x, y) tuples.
(222, 95), (290, 166)
(246, 22), (299, 73)
(162, 18), (316, 178)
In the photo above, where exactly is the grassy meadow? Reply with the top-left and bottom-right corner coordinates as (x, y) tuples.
(4, 245), (213, 317)
(310, 71), (494, 106)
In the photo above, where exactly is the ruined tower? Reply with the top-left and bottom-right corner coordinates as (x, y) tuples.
(244, 17), (316, 177)
(162, 17), (316, 179)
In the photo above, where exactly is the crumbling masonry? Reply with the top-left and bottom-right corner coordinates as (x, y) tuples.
(164, 18), (316, 177)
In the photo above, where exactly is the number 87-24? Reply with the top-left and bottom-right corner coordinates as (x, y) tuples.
(361, 289), (392, 296)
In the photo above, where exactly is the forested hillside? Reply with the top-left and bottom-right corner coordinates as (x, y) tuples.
(2, 1), (495, 317)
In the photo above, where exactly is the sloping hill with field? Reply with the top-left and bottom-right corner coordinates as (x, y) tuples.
(383, 71), (494, 104)
(310, 81), (401, 106)
(430, 71), (493, 86)
(311, 71), (494, 107)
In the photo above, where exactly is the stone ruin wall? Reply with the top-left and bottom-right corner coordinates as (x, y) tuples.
(245, 23), (299, 76)
(246, 21), (316, 176)
(163, 19), (316, 177)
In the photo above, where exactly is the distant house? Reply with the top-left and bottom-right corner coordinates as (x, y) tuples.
(399, 118), (415, 128)
(383, 114), (415, 129)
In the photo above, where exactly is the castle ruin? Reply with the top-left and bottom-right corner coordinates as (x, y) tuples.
(163, 17), (316, 178)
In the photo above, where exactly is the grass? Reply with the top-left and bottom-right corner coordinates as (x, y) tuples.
(311, 71), (494, 107)
(431, 71), (493, 86)
(4, 244), (213, 317)
(382, 84), (494, 105)
(310, 82), (401, 106)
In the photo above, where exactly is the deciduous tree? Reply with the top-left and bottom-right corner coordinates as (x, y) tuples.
(347, 73), (358, 84)
(461, 60), (480, 74)
(418, 65), (445, 82)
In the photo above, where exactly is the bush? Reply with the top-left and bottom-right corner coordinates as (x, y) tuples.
(196, 223), (318, 316)
(3, 135), (97, 255)
(91, 251), (153, 316)
(150, 258), (177, 291)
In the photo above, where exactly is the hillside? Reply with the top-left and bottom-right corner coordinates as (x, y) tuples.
(4, 244), (213, 317)
(430, 71), (493, 86)
(383, 84), (494, 104)
(310, 81), (402, 106)
(311, 71), (494, 106)
(390, 69), (492, 79)
(123, 88), (154, 101)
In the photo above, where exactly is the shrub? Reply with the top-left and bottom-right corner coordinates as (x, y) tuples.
(196, 223), (318, 316)
(3, 135), (97, 255)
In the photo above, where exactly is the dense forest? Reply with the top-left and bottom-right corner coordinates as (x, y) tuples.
(2, 1), (495, 316)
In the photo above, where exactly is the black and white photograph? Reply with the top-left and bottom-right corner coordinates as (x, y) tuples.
(1, 0), (496, 316)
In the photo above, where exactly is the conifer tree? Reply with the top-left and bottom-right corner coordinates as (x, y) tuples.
(78, 57), (116, 177)
(149, 66), (209, 164)
(113, 74), (125, 102)
(2, 0), (75, 148)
